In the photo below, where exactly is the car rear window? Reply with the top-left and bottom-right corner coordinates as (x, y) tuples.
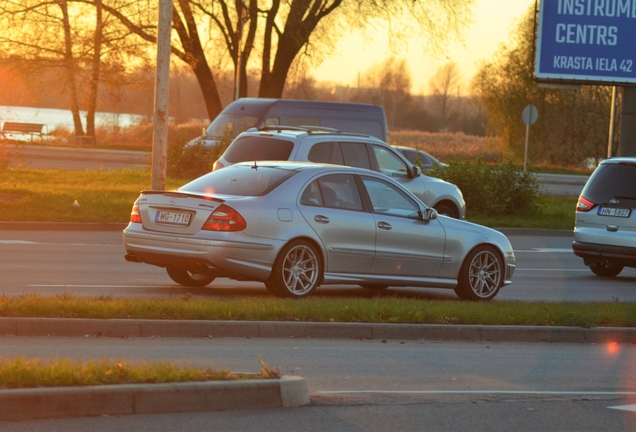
(223, 136), (294, 164)
(179, 165), (295, 196)
(583, 163), (636, 203)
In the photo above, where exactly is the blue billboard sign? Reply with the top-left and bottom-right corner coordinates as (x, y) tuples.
(535, 0), (636, 84)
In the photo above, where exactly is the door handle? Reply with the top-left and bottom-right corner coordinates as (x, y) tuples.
(377, 221), (392, 230)
(314, 215), (330, 224)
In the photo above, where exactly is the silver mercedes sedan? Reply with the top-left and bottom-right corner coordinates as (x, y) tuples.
(123, 162), (515, 301)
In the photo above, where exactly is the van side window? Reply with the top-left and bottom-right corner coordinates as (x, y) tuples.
(263, 117), (280, 127)
(371, 145), (409, 177)
(339, 142), (371, 170)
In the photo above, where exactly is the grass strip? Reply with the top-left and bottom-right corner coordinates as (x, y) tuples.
(0, 356), (279, 389)
(0, 294), (634, 328)
(0, 168), (576, 229)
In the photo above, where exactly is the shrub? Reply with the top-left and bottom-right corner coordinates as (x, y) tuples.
(166, 125), (233, 180)
(428, 158), (540, 217)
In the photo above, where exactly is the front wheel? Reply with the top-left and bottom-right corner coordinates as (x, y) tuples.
(166, 267), (216, 287)
(265, 240), (322, 298)
(589, 261), (623, 277)
(454, 246), (503, 301)
(433, 203), (459, 219)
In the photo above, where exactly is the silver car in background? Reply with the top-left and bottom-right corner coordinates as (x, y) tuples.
(213, 127), (466, 219)
(123, 162), (515, 301)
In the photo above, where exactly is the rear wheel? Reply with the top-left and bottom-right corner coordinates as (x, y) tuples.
(589, 261), (623, 277)
(166, 267), (216, 287)
(454, 246), (503, 301)
(265, 240), (321, 298)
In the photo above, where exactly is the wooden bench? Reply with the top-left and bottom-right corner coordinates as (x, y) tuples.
(1, 121), (48, 142)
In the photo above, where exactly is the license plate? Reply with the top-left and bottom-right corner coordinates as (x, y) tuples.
(155, 210), (192, 226)
(598, 207), (631, 218)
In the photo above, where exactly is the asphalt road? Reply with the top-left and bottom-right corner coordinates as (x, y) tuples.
(0, 336), (634, 431)
(1, 229), (635, 302)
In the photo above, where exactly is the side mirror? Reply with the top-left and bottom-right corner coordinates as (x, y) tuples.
(201, 128), (208, 138)
(422, 208), (438, 221)
(411, 165), (421, 178)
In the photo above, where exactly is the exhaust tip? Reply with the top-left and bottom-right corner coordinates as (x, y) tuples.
(125, 254), (142, 263)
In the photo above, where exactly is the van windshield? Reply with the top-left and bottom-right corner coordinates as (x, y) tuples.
(204, 114), (260, 138)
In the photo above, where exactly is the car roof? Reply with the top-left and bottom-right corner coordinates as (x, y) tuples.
(239, 126), (383, 142)
(230, 160), (378, 175)
(601, 157), (636, 164)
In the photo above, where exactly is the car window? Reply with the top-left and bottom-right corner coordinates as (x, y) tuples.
(223, 136), (294, 164)
(372, 145), (409, 177)
(584, 163), (636, 203)
(300, 174), (363, 211)
(361, 176), (420, 219)
(339, 142), (371, 170)
(263, 117), (280, 126)
(205, 113), (260, 138)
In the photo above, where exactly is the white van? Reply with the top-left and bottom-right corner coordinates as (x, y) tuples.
(187, 98), (388, 148)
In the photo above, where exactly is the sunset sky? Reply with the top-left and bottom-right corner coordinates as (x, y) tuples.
(313, 0), (536, 95)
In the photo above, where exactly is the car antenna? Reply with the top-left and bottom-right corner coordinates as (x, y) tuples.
(251, 161), (258, 170)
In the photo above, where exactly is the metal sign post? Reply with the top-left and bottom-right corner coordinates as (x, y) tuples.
(151, 0), (173, 190)
(522, 104), (539, 173)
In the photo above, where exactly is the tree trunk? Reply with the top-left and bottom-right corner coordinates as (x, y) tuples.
(59, 0), (84, 136)
(174, 0), (223, 120)
(86, 0), (103, 144)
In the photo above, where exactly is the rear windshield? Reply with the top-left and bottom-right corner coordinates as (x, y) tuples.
(179, 165), (295, 196)
(224, 136), (294, 164)
(583, 163), (636, 203)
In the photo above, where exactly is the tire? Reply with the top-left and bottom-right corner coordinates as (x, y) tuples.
(166, 267), (216, 287)
(360, 284), (389, 291)
(265, 240), (321, 298)
(433, 203), (458, 219)
(454, 245), (503, 301)
(589, 261), (623, 277)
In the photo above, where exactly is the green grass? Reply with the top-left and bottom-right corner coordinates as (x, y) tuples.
(469, 196), (577, 230)
(2, 294), (634, 327)
(0, 356), (278, 389)
(0, 169), (185, 223)
(0, 168), (577, 229)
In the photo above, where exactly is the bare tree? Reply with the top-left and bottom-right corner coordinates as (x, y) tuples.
(428, 61), (462, 130)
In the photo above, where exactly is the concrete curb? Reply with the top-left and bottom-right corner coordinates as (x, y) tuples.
(1, 317), (634, 344)
(0, 376), (309, 421)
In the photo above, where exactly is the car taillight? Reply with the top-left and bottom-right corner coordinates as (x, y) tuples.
(202, 204), (246, 231)
(576, 196), (594, 212)
(130, 200), (142, 223)
(212, 160), (224, 171)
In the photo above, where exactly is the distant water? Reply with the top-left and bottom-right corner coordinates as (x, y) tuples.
(0, 105), (144, 133)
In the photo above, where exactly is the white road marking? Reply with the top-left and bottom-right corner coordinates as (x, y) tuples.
(608, 404), (636, 412)
(29, 285), (162, 288)
(316, 390), (636, 396)
(0, 240), (38, 244)
(515, 248), (573, 253)
(514, 269), (590, 272)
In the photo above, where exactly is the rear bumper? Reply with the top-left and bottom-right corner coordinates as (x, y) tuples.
(572, 241), (636, 268)
(123, 227), (279, 281)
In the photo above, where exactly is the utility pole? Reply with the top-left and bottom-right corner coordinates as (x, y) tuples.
(151, 0), (172, 190)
